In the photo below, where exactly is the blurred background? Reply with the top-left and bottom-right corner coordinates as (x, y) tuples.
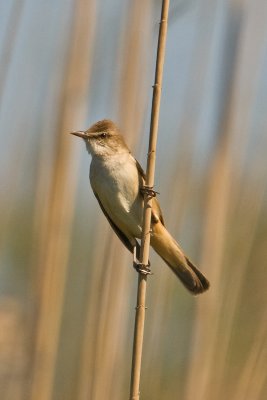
(1, 0), (267, 399)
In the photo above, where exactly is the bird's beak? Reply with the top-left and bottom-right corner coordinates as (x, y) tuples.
(70, 130), (88, 139)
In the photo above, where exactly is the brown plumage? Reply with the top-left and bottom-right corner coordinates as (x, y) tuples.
(70, 119), (210, 295)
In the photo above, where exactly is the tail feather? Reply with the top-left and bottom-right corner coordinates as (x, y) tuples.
(151, 223), (209, 295)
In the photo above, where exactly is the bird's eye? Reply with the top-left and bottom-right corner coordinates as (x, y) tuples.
(100, 132), (107, 138)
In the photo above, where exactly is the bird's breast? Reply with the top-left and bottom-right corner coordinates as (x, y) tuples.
(89, 153), (143, 237)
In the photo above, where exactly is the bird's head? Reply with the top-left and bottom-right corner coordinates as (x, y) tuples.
(70, 119), (129, 157)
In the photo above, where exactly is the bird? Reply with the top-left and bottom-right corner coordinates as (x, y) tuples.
(70, 119), (209, 295)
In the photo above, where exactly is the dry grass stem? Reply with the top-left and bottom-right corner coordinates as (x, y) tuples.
(130, 1), (170, 399)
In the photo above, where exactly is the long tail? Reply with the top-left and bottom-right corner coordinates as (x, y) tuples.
(150, 222), (209, 295)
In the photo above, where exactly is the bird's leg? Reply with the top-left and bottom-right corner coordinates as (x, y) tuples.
(133, 245), (152, 276)
(140, 185), (159, 198)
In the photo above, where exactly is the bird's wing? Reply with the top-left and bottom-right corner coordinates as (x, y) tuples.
(92, 189), (141, 259)
(134, 158), (165, 226)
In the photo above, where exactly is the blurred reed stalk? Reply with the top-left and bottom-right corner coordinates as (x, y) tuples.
(0, 0), (26, 250)
(167, 0), (218, 230)
(0, 3), (32, 398)
(185, 2), (267, 399)
(130, 1), (169, 399)
(29, 1), (96, 399)
(0, 0), (25, 109)
(232, 290), (267, 400)
(231, 110), (267, 400)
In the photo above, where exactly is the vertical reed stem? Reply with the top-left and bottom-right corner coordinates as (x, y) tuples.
(129, 1), (169, 399)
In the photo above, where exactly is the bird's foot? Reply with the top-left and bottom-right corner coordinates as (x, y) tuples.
(140, 186), (159, 198)
(133, 262), (153, 276)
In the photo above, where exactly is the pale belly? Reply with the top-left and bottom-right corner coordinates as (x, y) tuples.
(90, 154), (144, 239)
